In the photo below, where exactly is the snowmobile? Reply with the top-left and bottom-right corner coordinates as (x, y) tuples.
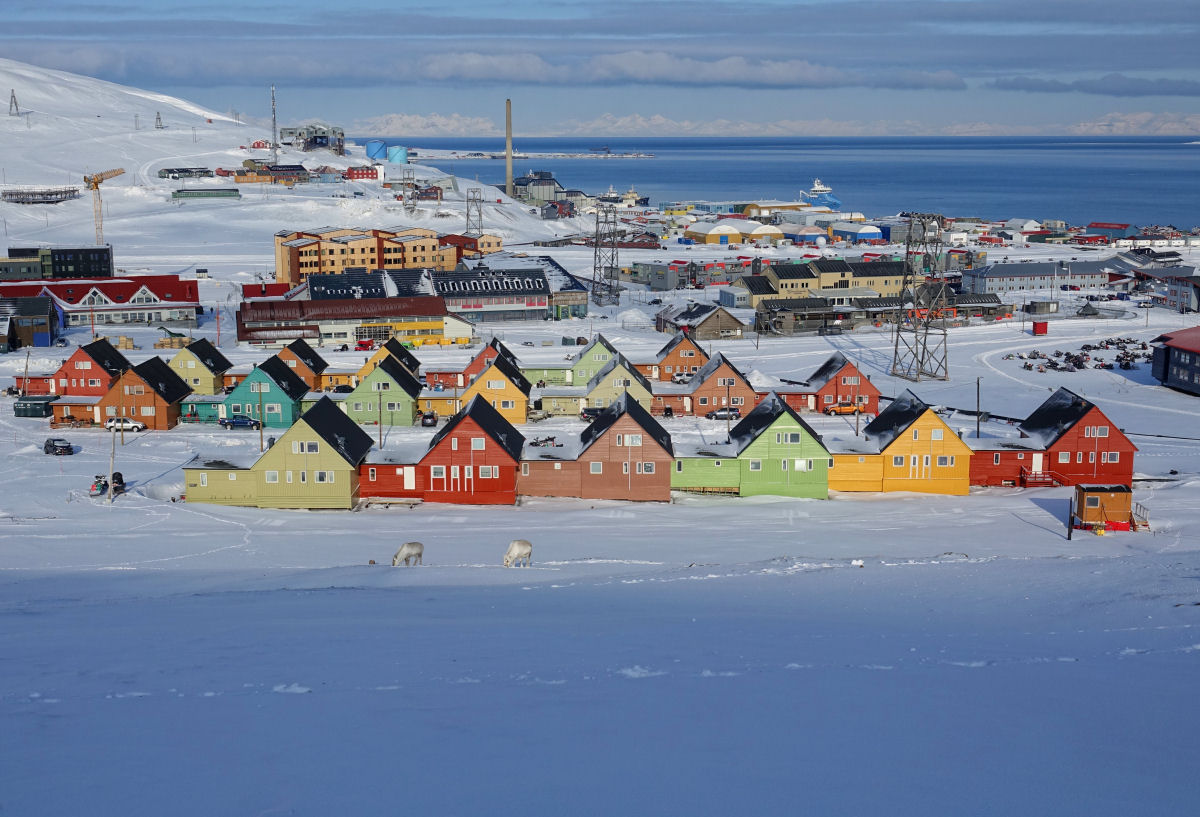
(89, 472), (125, 497)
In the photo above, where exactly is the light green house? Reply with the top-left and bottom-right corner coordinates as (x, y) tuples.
(341, 355), (423, 425)
(672, 392), (830, 499)
(535, 385), (587, 417)
(168, 338), (233, 396)
(183, 397), (374, 510)
(569, 334), (622, 383)
(583, 354), (655, 412)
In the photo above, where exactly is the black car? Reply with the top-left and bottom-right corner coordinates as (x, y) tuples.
(705, 407), (742, 420)
(580, 407), (604, 422)
(331, 385), (353, 393)
(44, 437), (74, 455)
(420, 411), (439, 427)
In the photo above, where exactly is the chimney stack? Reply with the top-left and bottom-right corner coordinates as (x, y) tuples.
(505, 99), (513, 198)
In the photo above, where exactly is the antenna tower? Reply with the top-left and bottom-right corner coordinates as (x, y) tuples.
(270, 85), (279, 165)
(154, 112), (163, 129)
(591, 205), (620, 306)
(401, 169), (416, 212)
(465, 189), (483, 237)
(8, 89), (18, 116)
(890, 213), (950, 381)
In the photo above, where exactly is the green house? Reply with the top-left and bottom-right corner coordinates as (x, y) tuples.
(184, 397), (374, 510)
(220, 356), (309, 429)
(673, 392), (830, 499)
(342, 355), (423, 425)
(569, 334), (622, 383)
(181, 394), (225, 423)
(583, 354), (655, 412)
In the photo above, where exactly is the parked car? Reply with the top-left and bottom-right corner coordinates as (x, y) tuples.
(671, 372), (693, 384)
(331, 385), (353, 393)
(825, 403), (861, 416)
(420, 411), (439, 427)
(43, 437), (73, 455)
(580, 407), (604, 422)
(705, 407), (741, 420)
(218, 414), (261, 430)
(104, 418), (147, 432)
(53, 337), (69, 347)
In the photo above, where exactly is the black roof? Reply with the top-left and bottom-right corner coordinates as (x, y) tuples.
(654, 331), (707, 363)
(805, 352), (851, 390)
(587, 354), (656, 393)
(729, 392), (826, 455)
(849, 260), (905, 278)
(580, 391), (673, 456)
(257, 355), (311, 401)
(483, 351), (533, 395)
(80, 338), (131, 377)
(1018, 387), (1095, 448)
(760, 297), (833, 313)
(307, 269), (432, 300)
(372, 354), (423, 400)
(0, 296), (53, 317)
(130, 357), (191, 403)
(380, 337), (421, 374)
(300, 396), (374, 466)
(737, 275), (779, 295)
(488, 337), (521, 367)
(285, 338), (328, 374)
(771, 263), (817, 280)
(427, 394), (526, 463)
(862, 389), (930, 450)
(185, 337), (232, 374)
(810, 258), (854, 274)
(689, 351), (751, 391)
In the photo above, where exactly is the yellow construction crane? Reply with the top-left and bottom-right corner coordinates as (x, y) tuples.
(83, 168), (125, 245)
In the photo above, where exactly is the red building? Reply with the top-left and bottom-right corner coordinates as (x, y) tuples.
(650, 352), (756, 417)
(755, 352), (880, 415)
(0, 274), (200, 329)
(969, 388), (1137, 487)
(360, 394), (525, 505)
(343, 166), (378, 180)
(518, 393), (674, 501)
(36, 338), (131, 397)
(425, 337), (518, 389)
(632, 331), (709, 382)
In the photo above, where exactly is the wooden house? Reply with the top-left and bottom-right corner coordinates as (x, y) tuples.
(518, 392), (674, 502)
(672, 393), (831, 499)
(568, 334), (623, 383)
(632, 331), (710, 381)
(95, 357), (191, 431)
(220, 356), (309, 428)
(278, 338), (329, 390)
(361, 395), (525, 505)
(1072, 484), (1147, 531)
(184, 397), (374, 510)
(459, 353), (532, 424)
(828, 391), (973, 495)
(425, 337), (518, 389)
(970, 387), (1136, 487)
(342, 355), (423, 426)
(535, 384), (587, 417)
(359, 337), (421, 381)
(47, 338), (131, 397)
(168, 338), (232, 395)
(652, 352), (756, 417)
(654, 303), (745, 341)
(583, 354), (655, 412)
(757, 352), (880, 415)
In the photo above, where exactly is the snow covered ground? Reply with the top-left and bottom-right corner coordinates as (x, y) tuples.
(2, 59), (1200, 815)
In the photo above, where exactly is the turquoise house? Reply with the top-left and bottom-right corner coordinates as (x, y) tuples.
(220, 356), (309, 429)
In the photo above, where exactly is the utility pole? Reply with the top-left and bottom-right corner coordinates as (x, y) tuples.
(258, 388), (265, 451)
(270, 84), (279, 166)
(378, 392), (383, 449)
(976, 377), (982, 440)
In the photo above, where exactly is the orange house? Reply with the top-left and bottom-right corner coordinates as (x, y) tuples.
(48, 338), (131, 397)
(633, 331), (710, 381)
(650, 352), (757, 417)
(278, 338), (328, 390)
(96, 357), (192, 430)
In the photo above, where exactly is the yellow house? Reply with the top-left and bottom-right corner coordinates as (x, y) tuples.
(358, 338), (422, 382)
(168, 338), (232, 396)
(828, 391), (972, 495)
(459, 355), (532, 424)
(583, 355), (655, 412)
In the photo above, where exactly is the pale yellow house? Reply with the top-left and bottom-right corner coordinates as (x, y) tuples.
(582, 355), (655, 412)
(168, 338), (232, 396)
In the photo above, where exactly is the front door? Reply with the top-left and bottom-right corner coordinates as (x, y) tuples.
(909, 455), (919, 479)
(683, 396), (692, 414)
(464, 465), (473, 494)
(1032, 453), (1043, 474)
(450, 465), (460, 492)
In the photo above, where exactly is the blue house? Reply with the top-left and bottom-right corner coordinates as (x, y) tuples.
(220, 356), (310, 429)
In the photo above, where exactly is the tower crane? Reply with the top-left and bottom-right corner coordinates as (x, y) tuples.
(83, 168), (125, 245)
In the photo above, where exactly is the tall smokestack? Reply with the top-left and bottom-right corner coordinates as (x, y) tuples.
(505, 98), (513, 197)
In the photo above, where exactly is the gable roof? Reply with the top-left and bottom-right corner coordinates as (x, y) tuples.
(1152, 325), (1200, 355)
(131, 357), (192, 403)
(371, 354), (423, 400)
(479, 352), (533, 395)
(587, 354), (656, 394)
(810, 258), (854, 274)
(487, 336), (521, 367)
(1018, 387), (1101, 448)
(427, 394), (526, 462)
(380, 337), (421, 374)
(771, 263), (817, 281)
(805, 352), (851, 390)
(574, 333), (620, 362)
(862, 390), (931, 450)
(655, 331), (708, 363)
(285, 338), (328, 374)
(256, 356), (311, 401)
(298, 396), (374, 466)
(580, 391), (672, 456)
(689, 351), (751, 390)
(80, 338), (131, 377)
(185, 338), (233, 374)
(729, 392), (826, 455)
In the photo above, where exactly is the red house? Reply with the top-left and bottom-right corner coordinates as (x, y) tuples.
(343, 166), (378, 180)
(632, 331), (709, 382)
(651, 352), (756, 417)
(425, 337), (519, 389)
(755, 352), (880, 415)
(47, 338), (131, 397)
(969, 388), (1137, 487)
(360, 394), (525, 505)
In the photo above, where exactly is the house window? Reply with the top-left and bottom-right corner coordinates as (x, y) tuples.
(1059, 452), (1071, 463)
(451, 438), (458, 451)
(471, 437), (486, 450)
(266, 404), (280, 414)
(824, 395), (833, 404)
(299, 471), (306, 483)
(731, 397), (744, 406)
(699, 397), (708, 405)
(431, 465), (445, 479)
(893, 456), (904, 466)
(368, 468), (376, 481)
(316, 471), (333, 483)
(88, 379), (100, 387)
(993, 453), (1001, 465)
(1096, 426), (1109, 437)
(1085, 496), (1100, 508)
(265, 471), (279, 483)
(75, 361), (91, 369)
(140, 406), (155, 417)
(354, 403), (363, 412)
(1103, 452), (1119, 463)
(675, 460), (682, 472)
(233, 404), (243, 414)
(931, 428), (943, 441)
(937, 456), (949, 467)
(486, 379), (504, 390)
(521, 462), (529, 476)
(623, 462), (630, 475)
(713, 460), (722, 467)
(286, 471), (292, 484)
(199, 472), (207, 487)
(500, 400), (515, 410)
(1077, 451), (1084, 463)
(627, 434), (642, 447)
(228, 473), (237, 481)
(590, 462), (603, 474)
(642, 462), (655, 474)
(781, 459), (788, 472)
(749, 459), (762, 471)
(912, 429), (919, 440)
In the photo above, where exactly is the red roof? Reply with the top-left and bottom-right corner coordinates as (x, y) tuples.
(0, 274), (199, 307)
(1087, 222), (1131, 230)
(1155, 326), (1200, 355)
(241, 282), (293, 299)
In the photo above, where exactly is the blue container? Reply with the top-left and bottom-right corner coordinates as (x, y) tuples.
(387, 145), (408, 164)
(365, 140), (387, 160)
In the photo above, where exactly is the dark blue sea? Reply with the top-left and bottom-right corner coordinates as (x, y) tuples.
(357, 136), (1200, 229)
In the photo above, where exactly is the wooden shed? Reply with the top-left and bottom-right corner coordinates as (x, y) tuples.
(1073, 485), (1147, 531)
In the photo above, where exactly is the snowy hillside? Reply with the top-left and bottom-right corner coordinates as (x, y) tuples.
(1, 59), (1199, 816)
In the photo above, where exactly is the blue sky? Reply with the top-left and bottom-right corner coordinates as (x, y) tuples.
(5, 0), (1200, 136)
